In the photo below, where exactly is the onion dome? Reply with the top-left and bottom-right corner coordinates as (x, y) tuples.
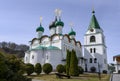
(55, 19), (64, 27)
(49, 17), (57, 29)
(68, 28), (76, 36)
(36, 24), (44, 32)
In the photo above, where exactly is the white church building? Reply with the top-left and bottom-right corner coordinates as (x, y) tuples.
(24, 9), (108, 72)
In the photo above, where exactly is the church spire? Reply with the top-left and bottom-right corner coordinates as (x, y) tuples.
(88, 10), (101, 30)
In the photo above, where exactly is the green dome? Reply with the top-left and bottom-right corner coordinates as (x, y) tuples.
(68, 28), (76, 35)
(55, 19), (64, 27)
(47, 46), (60, 50)
(36, 25), (44, 32)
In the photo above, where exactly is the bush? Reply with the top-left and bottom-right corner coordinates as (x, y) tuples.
(69, 50), (79, 76)
(34, 63), (42, 75)
(78, 66), (84, 74)
(56, 64), (65, 73)
(118, 70), (120, 74)
(90, 67), (96, 73)
(43, 63), (53, 74)
(102, 70), (107, 74)
(25, 63), (34, 75)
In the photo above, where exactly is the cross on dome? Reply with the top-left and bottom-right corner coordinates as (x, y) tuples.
(40, 16), (43, 25)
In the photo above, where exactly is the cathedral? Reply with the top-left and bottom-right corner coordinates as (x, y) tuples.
(24, 9), (108, 72)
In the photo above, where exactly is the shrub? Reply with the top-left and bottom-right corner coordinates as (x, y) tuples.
(78, 66), (84, 74)
(43, 63), (53, 74)
(118, 70), (120, 74)
(34, 63), (42, 75)
(90, 67), (96, 73)
(102, 70), (107, 74)
(56, 64), (65, 73)
(25, 63), (34, 75)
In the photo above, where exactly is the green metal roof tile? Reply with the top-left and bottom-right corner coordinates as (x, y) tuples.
(88, 10), (101, 30)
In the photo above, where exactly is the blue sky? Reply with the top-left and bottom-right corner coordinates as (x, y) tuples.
(0, 0), (120, 63)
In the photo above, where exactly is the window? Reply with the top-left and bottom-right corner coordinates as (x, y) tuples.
(26, 57), (27, 61)
(90, 36), (96, 42)
(46, 55), (48, 59)
(94, 58), (97, 63)
(94, 48), (96, 53)
(90, 58), (92, 63)
(32, 55), (34, 59)
(90, 48), (92, 53)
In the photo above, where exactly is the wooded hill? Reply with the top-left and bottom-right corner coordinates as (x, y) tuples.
(0, 41), (29, 58)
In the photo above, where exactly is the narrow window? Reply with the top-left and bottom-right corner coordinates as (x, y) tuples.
(94, 48), (96, 53)
(32, 55), (34, 59)
(90, 48), (92, 53)
(90, 36), (96, 42)
(26, 57), (27, 61)
(90, 58), (92, 63)
(94, 58), (97, 63)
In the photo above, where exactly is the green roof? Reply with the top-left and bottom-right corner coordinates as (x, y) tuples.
(55, 19), (64, 27)
(88, 10), (101, 30)
(68, 28), (76, 36)
(36, 25), (44, 32)
(47, 46), (60, 50)
(31, 46), (46, 50)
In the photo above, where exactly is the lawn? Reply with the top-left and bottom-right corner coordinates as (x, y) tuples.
(28, 73), (110, 81)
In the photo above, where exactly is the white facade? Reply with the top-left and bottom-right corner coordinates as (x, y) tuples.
(84, 11), (108, 72)
(24, 10), (108, 72)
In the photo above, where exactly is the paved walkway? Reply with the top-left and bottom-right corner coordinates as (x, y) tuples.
(112, 74), (120, 81)
(32, 79), (43, 81)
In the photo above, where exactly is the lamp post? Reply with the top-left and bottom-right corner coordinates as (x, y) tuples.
(98, 62), (101, 80)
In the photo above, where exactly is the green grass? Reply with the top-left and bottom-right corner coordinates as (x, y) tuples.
(28, 73), (110, 81)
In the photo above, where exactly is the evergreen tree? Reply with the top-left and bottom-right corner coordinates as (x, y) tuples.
(34, 63), (42, 75)
(66, 50), (71, 75)
(69, 50), (79, 76)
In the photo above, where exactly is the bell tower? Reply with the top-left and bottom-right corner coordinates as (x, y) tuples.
(84, 10), (108, 72)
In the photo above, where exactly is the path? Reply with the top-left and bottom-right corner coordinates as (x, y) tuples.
(32, 79), (43, 81)
(112, 74), (120, 81)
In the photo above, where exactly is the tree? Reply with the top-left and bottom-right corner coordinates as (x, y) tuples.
(25, 63), (34, 76)
(34, 63), (42, 75)
(0, 53), (30, 81)
(56, 64), (65, 73)
(66, 50), (71, 75)
(43, 63), (53, 74)
(69, 50), (79, 76)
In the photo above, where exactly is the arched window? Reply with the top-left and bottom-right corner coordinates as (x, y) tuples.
(90, 58), (92, 63)
(94, 48), (96, 53)
(94, 58), (97, 63)
(90, 36), (96, 42)
(90, 48), (92, 53)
